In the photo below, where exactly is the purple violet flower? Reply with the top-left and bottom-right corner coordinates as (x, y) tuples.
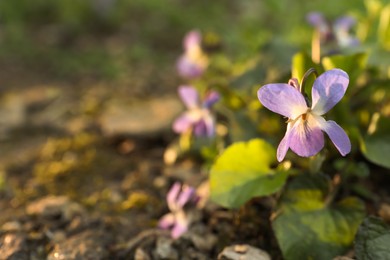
(258, 69), (351, 162)
(307, 12), (359, 48)
(176, 30), (209, 79)
(173, 85), (220, 137)
(158, 182), (198, 239)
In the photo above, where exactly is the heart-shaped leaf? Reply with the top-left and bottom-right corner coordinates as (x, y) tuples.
(361, 114), (390, 169)
(291, 51), (318, 82)
(210, 138), (288, 208)
(272, 174), (365, 260)
(322, 53), (368, 86)
(355, 216), (390, 259)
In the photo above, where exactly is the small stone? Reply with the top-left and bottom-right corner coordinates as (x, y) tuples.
(65, 116), (91, 134)
(155, 237), (179, 260)
(234, 244), (248, 253)
(117, 139), (136, 154)
(0, 233), (29, 260)
(182, 249), (209, 260)
(135, 247), (152, 260)
(46, 230), (67, 243)
(26, 196), (85, 221)
(99, 96), (182, 137)
(2, 221), (23, 232)
(0, 93), (25, 138)
(47, 230), (110, 260)
(23, 87), (69, 128)
(218, 244), (271, 260)
(190, 231), (217, 252)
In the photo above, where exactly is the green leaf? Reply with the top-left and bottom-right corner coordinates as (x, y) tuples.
(378, 4), (390, 50)
(230, 57), (265, 92)
(361, 135), (390, 169)
(322, 53), (368, 85)
(210, 138), (288, 209)
(227, 110), (260, 142)
(355, 216), (390, 259)
(361, 114), (390, 169)
(291, 51), (318, 82)
(272, 175), (365, 260)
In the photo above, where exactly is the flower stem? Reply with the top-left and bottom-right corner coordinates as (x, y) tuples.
(300, 68), (318, 107)
(300, 68), (318, 93)
(324, 174), (341, 206)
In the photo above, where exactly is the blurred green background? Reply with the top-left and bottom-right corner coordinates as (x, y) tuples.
(0, 0), (381, 93)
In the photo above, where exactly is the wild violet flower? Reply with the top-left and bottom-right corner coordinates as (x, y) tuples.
(158, 182), (198, 239)
(307, 12), (359, 48)
(173, 85), (220, 137)
(258, 68), (351, 162)
(176, 30), (209, 79)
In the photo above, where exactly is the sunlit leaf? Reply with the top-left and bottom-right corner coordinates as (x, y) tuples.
(210, 138), (288, 209)
(361, 135), (390, 169)
(291, 51), (318, 82)
(322, 53), (368, 85)
(355, 216), (390, 259)
(378, 4), (390, 50)
(272, 174), (365, 260)
(361, 114), (390, 169)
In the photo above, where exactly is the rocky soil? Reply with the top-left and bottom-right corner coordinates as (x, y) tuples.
(0, 70), (277, 259)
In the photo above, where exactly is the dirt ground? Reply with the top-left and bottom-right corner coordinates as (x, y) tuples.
(0, 56), (282, 259)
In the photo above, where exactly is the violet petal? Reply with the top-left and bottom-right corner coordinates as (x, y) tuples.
(277, 123), (293, 162)
(289, 118), (325, 157)
(311, 69), (349, 115)
(171, 223), (187, 239)
(203, 91), (220, 108)
(203, 115), (216, 137)
(158, 213), (175, 229)
(183, 30), (201, 51)
(334, 16), (356, 32)
(258, 84), (308, 119)
(176, 186), (196, 208)
(171, 211), (189, 239)
(166, 182), (181, 211)
(306, 12), (327, 28)
(172, 114), (195, 134)
(319, 119), (351, 156)
(176, 55), (205, 79)
(178, 86), (199, 109)
(193, 119), (208, 137)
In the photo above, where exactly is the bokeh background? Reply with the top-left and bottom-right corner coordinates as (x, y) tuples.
(0, 0), (389, 259)
(0, 0), (379, 93)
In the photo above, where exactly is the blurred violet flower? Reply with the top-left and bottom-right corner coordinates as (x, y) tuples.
(176, 30), (209, 79)
(258, 69), (351, 162)
(173, 85), (220, 137)
(158, 182), (198, 239)
(307, 12), (359, 48)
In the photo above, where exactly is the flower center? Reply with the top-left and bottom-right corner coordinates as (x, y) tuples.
(287, 108), (312, 125)
(188, 107), (209, 121)
(187, 46), (209, 67)
(301, 107), (312, 120)
(301, 113), (308, 121)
